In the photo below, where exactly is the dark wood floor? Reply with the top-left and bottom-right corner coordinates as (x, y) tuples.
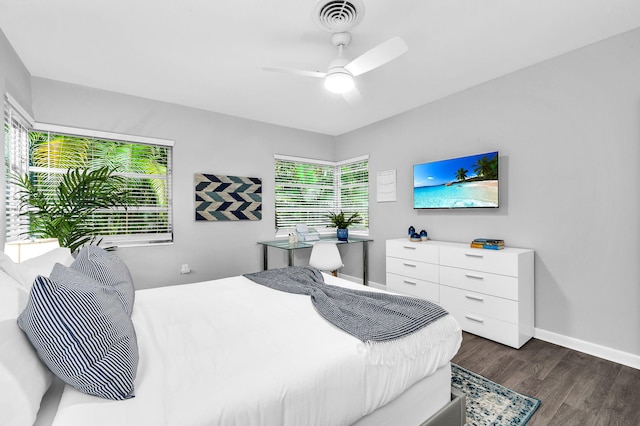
(451, 332), (640, 426)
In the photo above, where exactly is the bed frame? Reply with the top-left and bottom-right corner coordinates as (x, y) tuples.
(422, 387), (466, 426)
(354, 363), (465, 426)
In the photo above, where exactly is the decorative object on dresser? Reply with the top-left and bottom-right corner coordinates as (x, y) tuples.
(386, 239), (534, 348)
(410, 232), (422, 242)
(406, 226), (428, 241)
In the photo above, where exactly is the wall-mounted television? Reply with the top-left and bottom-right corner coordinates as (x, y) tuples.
(413, 151), (499, 209)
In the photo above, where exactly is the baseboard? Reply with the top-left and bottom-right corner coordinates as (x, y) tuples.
(535, 328), (640, 370)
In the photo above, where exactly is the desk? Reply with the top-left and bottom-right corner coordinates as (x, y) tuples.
(257, 236), (372, 285)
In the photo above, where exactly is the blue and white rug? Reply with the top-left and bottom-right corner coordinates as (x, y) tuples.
(452, 364), (540, 426)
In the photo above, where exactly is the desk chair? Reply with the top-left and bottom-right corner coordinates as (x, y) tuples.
(308, 241), (343, 276)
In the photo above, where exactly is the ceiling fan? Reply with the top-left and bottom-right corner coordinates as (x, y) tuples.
(262, 0), (408, 104)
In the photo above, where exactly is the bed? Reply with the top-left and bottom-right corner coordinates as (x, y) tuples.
(1, 247), (462, 426)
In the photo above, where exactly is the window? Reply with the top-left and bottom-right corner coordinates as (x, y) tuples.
(4, 95), (32, 241)
(274, 154), (368, 234)
(4, 97), (173, 246)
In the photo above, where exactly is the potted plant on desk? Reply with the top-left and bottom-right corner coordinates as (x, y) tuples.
(327, 211), (360, 241)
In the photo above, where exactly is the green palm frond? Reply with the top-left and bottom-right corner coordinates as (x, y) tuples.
(12, 166), (136, 253)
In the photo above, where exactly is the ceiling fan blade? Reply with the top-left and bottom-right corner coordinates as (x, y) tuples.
(342, 85), (363, 106)
(344, 36), (408, 77)
(262, 66), (326, 78)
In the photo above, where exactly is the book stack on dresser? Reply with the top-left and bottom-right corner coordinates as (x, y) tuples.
(470, 238), (504, 250)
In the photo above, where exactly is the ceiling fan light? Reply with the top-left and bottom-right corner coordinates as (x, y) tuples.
(324, 71), (354, 94)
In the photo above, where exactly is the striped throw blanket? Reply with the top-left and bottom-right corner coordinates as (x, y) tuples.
(244, 266), (448, 343)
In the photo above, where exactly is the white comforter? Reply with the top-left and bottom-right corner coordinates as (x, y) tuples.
(52, 274), (461, 426)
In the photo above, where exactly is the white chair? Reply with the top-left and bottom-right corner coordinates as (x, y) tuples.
(308, 241), (343, 276)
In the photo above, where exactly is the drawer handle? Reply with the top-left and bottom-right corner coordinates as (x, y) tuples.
(403, 280), (417, 286)
(465, 273), (484, 280)
(403, 262), (417, 267)
(465, 253), (484, 258)
(403, 246), (417, 250)
(465, 314), (485, 323)
(465, 294), (484, 302)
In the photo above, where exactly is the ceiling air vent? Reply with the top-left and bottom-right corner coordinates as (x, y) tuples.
(312, 0), (365, 32)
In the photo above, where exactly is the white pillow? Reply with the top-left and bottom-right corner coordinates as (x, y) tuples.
(0, 270), (53, 426)
(0, 252), (23, 289)
(0, 269), (27, 320)
(0, 248), (75, 291)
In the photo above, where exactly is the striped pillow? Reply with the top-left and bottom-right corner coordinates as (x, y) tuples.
(71, 246), (135, 315)
(17, 264), (138, 400)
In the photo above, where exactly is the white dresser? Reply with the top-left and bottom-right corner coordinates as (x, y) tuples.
(386, 239), (534, 348)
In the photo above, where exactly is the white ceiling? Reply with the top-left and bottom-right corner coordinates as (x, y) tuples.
(1, 0), (639, 136)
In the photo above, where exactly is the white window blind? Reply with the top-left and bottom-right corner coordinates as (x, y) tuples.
(337, 157), (369, 229)
(28, 125), (174, 246)
(274, 155), (368, 233)
(3, 109), (174, 246)
(4, 95), (32, 241)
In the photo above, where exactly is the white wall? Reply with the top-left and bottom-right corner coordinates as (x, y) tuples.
(29, 77), (335, 288)
(336, 28), (640, 357)
(0, 29), (32, 246)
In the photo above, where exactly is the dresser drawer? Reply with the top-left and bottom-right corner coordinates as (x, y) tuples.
(386, 239), (439, 264)
(439, 246), (521, 276)
(386, 256), (439, 282)
(447, 309), (521, 348)
(439, 265), (519, 300)
(386, 273), (439, 303)
(440, 285), (518, 324)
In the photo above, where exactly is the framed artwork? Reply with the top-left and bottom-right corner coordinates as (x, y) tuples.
(194, 173), (262, 221)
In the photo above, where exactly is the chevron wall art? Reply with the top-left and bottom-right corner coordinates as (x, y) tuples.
(194, 173), (262, 221)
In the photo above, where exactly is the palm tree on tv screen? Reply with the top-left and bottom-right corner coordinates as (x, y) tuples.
(455, 168), (468, 182)
(473, 155), (498, 180)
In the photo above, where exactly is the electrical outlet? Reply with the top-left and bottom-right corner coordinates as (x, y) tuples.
(180, 264), (191, 274)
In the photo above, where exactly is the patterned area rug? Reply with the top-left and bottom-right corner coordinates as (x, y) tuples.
(452, 364), (540, 426)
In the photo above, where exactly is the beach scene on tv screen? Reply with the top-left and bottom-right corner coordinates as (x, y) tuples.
(413, 151), (499, 208)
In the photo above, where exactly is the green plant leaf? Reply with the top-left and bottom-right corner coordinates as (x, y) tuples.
(326, 210), (361, 228)
(11, 166), (137, 253)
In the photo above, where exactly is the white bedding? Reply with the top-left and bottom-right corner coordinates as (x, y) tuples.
(52, 274), (461, 426)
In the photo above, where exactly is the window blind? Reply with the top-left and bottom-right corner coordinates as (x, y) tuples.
(4, 95), (32, 242)
(338, 158), (369, 231)
(28, 126), (174, 246)
(274, 155), (368, 233)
